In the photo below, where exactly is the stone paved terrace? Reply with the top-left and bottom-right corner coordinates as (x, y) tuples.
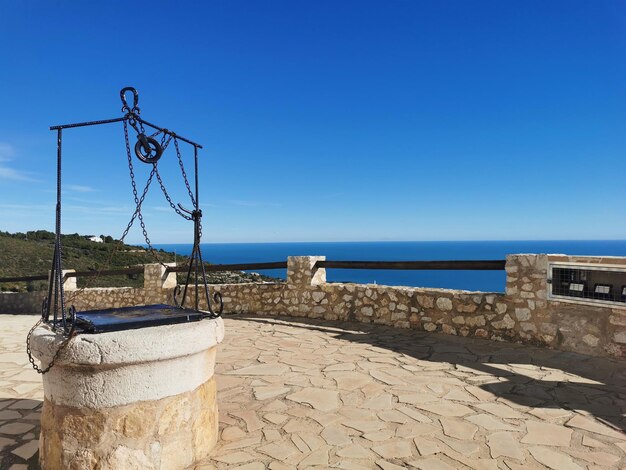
(1, 314), (625, 469)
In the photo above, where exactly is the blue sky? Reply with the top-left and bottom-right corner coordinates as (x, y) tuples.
(0, 1), (625, 243)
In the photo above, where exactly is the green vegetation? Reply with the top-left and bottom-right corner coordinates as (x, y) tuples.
(0, 230), (280, 292)
(0, 230), (178, 292)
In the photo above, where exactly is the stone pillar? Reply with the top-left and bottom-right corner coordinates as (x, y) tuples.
(48, 269), (77, 291)
(287, 256), (326, 286)
(144, 263), (177, 304)
(31, 318), (224, 469)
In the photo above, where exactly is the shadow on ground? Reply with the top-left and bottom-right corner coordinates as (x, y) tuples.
(231, 314), (626, 434)
(0, 397), (41, 470)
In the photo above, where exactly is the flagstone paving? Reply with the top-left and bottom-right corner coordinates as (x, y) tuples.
(1, 314), (625, 469)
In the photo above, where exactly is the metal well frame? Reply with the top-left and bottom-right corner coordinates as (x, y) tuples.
(45, 87), (222, 335)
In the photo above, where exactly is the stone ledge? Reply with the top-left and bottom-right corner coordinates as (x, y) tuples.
(31, 318), (224, 408)
(31, 317), (224, 366)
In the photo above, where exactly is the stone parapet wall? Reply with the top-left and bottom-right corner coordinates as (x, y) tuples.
(3, 255), (625, 358)
(0, 291), (47, 314)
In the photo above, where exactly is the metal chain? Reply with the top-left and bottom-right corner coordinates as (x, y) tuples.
(123, 120), (170, 269)
(66, 120), (159, 303)
(155, 168), (192, 220)
(26, 316), (76, 375)
(173, 138), (197, 207)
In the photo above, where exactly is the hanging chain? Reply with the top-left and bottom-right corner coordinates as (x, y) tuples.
(123, 120), (169, 268)
(27, 308), (76, 375)
(154, 137), (197, 221)
(174, 138), (197, 207)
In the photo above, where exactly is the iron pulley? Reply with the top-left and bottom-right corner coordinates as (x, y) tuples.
(121, 87), (163, 163)
(134, 133), (163, 163)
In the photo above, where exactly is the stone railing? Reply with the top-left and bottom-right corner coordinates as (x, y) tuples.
(2, 255), (625, 358)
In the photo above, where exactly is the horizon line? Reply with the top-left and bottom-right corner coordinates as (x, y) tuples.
(151, 238), (626, 245)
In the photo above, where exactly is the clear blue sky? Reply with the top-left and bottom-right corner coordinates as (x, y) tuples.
(0, 1), (624, 243)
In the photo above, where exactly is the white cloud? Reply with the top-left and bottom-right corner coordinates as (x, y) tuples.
(0, 165), (37, 182)
(228, 199), (281, 208)
(66, 184), (96, 193)
(0, 142), (38, 182)
(0, 143), (16, 161)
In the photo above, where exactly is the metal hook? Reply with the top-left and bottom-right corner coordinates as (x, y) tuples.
(120, 87), (140, 113)
(177, 203), (202, 219)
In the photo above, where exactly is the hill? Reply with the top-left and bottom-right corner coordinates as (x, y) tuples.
(0, 230), (277, 292)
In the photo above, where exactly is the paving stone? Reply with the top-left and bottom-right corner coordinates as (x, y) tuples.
(475, 402), (524, 419)
(521, 421), (573, 447)
(228, 363), (290, 376)
(581, 435), (606, 448)
(222, 426), (247, 441)
(407, 457), (457, 470)
(334, 461), (373, 470)
(283, 418), (308, 434)
(337, 443), (374, 459)
(0, 410), (21, 420)
(320, 425), (352, 446)
(487, 431), (524, 460)
(232, 463), (265, 470)
(330, 372), (375, 391)
(397, 392), (439, 405)
(213, 451), (257, 464)
(396, 423), (439, 438)
(221, 435), (262, 451)
(291, 433), (310, 453)
(413, 402), (473, 417)
(324, 363), (356, 372)
(263, 428), (282, 442)
(414, 438), (441, 456)
(439, 418), (478, 440)
(396, 406), (432, 423)
(363, 429), (394, 442)
(362, 394), (393, 409)
(0, 423), (34, 435)
(264, 413), (288, 425)
(253, 385), (291, 400)
(371, 440), (414, 459)
(567, 449), (620, 467)
(528, 446), (583, 470)
(298, 446), (329, 466)
(230, 410), (264, 432)
(369, 369), (406, 385)
(342, 419), (386, 433)
(0, 437), (17, 452)
(441, 388), (478, 403)
(7, 400), (39, 410)
(378, 409), (411, 424)
(528, 408), (573, 420)
(376, 460), (406, 470)
(566, 414), (626, 440)
(465, 413), (518, 431)
(286, 387), (340, 412)
(257, 441), (299, 460)
(439, 437), (480, 456)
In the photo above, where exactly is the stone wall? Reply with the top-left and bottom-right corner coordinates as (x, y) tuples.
(3, 255), (625, 358)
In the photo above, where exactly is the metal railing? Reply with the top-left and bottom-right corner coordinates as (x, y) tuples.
(315, 260), (506, 270)
(165, 261), (287, 273)
(0, 259), (506, 285)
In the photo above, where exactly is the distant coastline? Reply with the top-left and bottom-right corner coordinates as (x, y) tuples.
(155, 240), (626, 292)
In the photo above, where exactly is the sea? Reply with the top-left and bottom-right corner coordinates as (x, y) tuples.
(153, 240), (626, 293)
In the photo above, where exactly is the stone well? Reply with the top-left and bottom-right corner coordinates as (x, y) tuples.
(30, 317), (224, 469)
